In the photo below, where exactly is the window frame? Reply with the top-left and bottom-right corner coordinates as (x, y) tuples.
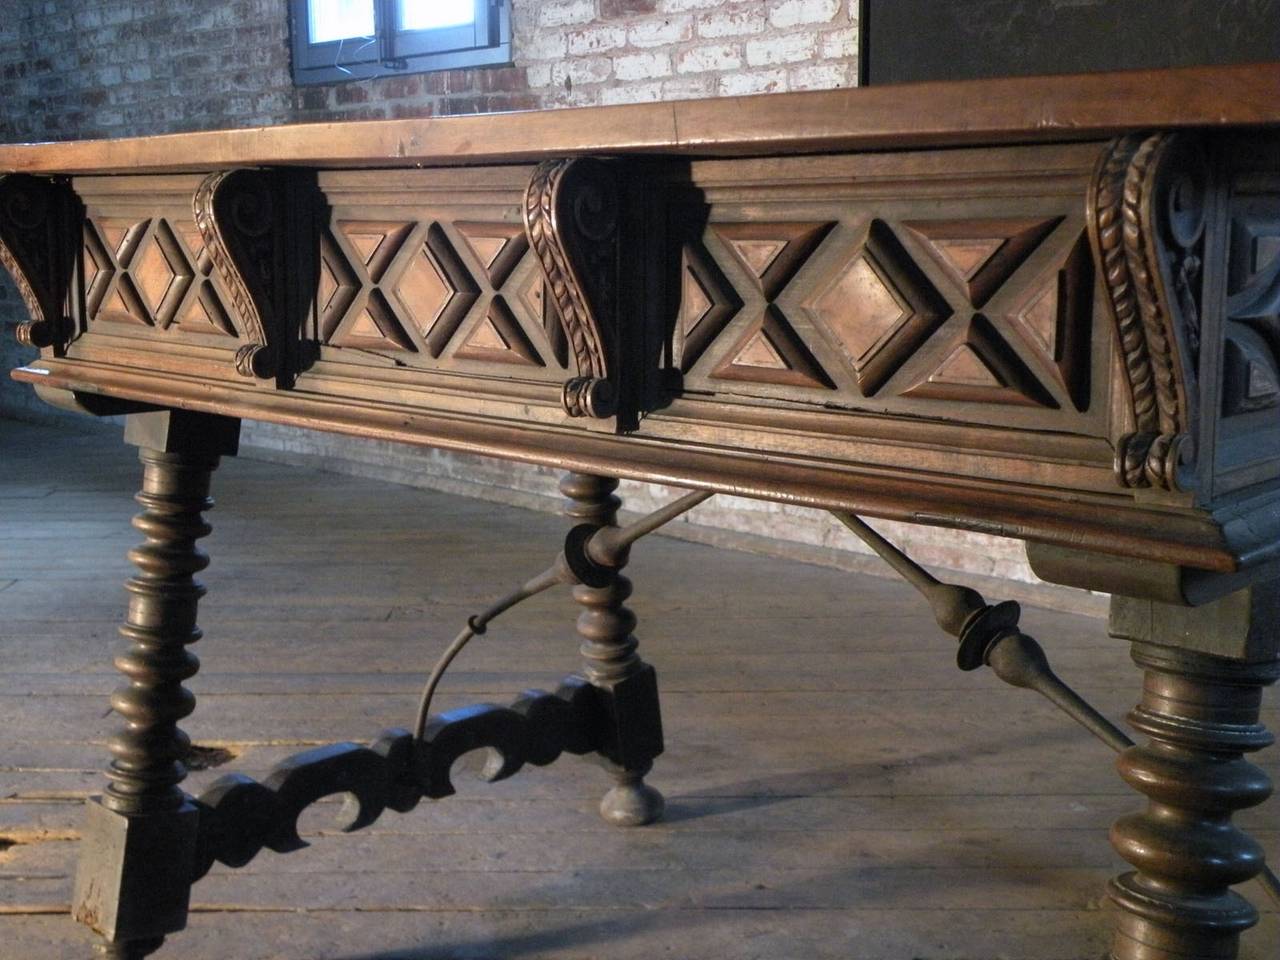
(290, 0), (511, 86)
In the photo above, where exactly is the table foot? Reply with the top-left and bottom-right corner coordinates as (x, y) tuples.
(95, 936), (166, 959)
(601, 771), (665, 826)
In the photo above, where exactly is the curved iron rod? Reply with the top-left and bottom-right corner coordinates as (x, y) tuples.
(413, 488), (715, 742)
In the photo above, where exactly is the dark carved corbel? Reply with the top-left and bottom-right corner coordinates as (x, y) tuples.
(523, 158), (620, 419)
(193, 168), (283, 379)
(0, 174), (80, 352)
(1089, 133), (1208, 491)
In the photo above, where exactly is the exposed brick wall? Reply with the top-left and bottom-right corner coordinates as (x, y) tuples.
(0, 1), (856, 141)
(0, 1), (1072, 601)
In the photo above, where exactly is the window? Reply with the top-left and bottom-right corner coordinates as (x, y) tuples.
(291, 0), (511, 85)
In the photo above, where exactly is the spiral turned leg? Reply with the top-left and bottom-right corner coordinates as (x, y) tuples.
(1108, 641), (1278, 960)
(72, 411), (239, 959)
(562, 473), (665, 827)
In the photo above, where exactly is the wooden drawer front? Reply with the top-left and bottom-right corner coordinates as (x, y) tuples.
(660, 147), (1111, 439)
(302, 168), (570, 387)
(70, 175), (251, 378)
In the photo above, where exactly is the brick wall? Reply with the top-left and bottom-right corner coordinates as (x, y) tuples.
(0, 1), (1083, 609)
(1, 0), (856, 141)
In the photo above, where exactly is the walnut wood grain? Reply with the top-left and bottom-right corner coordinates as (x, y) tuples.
(0, 64), (1277, 175)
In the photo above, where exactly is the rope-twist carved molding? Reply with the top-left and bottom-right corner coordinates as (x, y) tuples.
(193, 169), (279, 379)
(523, 158), (620, 419)
(0, 173), (79, 351)
(1089, 133), (1206, 491)
(190, 678), (600, 880)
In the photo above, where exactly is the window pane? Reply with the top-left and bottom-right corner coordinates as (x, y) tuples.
(400, 0), (475, 31)
(309, 0), (375, 43)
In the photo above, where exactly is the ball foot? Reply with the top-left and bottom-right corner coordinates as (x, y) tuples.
(96, 936), (165, 959)
(600, 775), (664, 827)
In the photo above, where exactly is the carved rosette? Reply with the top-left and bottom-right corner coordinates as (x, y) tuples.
(1089, 133), (1208, 491)
(523, 158), (620, 419)
(0, 174), (80, 351)
(193, 169), (280, 379)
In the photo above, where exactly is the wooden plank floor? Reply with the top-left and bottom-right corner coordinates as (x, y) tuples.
(1, 417), (1276, 960)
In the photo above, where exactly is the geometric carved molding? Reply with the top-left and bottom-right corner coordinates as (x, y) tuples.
(322, 220), (482, 357)
(712, 221), (833, 299)
(807, 219), (951, 395)
(84, 214), (235, 338)
(703, 220), (836, 390)
(712, 304), (833, 389)
(132, 220), (193, 327)
(87, 218), (152, 325)
(1224, 204), (1280, 417)
(316, 209), (562, 374)
(676, 243), (741, 372)
(454, 297), (543, 366)
(455, 221), (527, 288)
(902, 314), (1054, 407)
(902, 217), (1060, 307)
(1005, 231), (1093, 410)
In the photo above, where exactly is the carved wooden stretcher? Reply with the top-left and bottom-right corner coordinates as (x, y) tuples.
(2, 63), (1279, 959)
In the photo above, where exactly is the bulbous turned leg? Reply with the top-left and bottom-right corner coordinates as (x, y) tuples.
(562, 472), (665, 826)
(1108, 641), (1278, 960)
(73, 411), (239, 960)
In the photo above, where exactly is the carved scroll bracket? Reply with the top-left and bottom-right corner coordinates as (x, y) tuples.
(0, 174), (81, 352)
(524, 158), (621, 420)
(1090, 133), (1209, 492)
(193, 169), (283, 380)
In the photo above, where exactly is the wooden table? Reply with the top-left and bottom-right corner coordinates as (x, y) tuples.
(3, 63), (1278, 959)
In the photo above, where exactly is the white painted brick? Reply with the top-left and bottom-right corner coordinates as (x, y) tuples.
(696, 7), (766, 39)
(661, 75), (715, 100)
(789, 61), (850, 90)
(676, 42), (742, 74)
(769, 0), (841, 29)
(614, 50), (672, 81)
(568, 24), (627, 56)
(718, 68), (788, 97)
(525, 62), (554, 88)
(745, 32), (816, 67)
(519, 30), (568, 62)
(600, 81), (663, 105)
(551, 55), (614, 86)
(657, 0), (722, 11)
(539, 0), (596, 27)
(628, 16), (693, 48)
(819, 27), (856, 60)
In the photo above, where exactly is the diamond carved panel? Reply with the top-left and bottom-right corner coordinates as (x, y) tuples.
(806, 220), (951, 396)
(131, 221), (194, 327)
(689, 220), (836, 391)
(407, 225), (481, 356)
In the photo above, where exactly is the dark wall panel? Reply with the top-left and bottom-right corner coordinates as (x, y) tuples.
(863, 0), (1280, 85)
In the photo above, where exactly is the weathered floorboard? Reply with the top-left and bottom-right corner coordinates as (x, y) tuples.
(0, 418), (1275, 959)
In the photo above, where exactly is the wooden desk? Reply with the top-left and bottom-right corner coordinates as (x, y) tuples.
(3, 63), (1278, 959)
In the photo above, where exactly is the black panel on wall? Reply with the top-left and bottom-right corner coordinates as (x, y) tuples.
(861, 0), (1280, 85)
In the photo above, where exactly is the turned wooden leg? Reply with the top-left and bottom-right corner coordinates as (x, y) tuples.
(1108, 640), (1277, 960)
(73, 410), (239, 959)
(562, 472), (665, 826)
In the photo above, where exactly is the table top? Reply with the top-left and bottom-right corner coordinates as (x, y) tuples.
(1, 63), (1278, 174)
